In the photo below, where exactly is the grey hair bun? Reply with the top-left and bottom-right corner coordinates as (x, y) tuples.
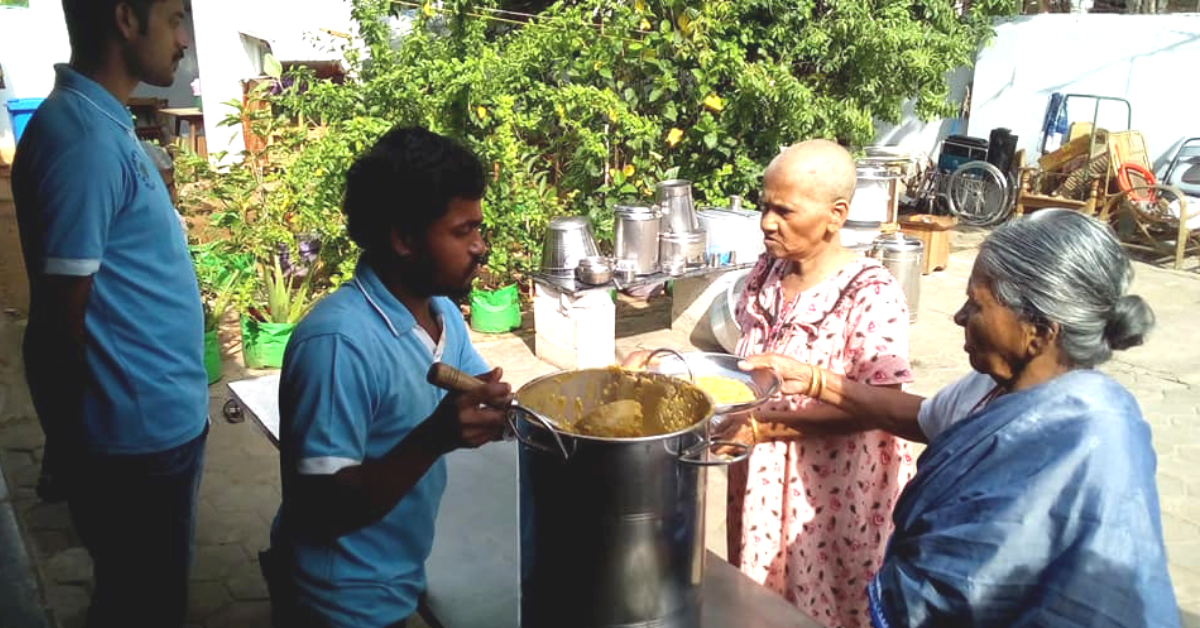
(1105, 294), (1154, 351)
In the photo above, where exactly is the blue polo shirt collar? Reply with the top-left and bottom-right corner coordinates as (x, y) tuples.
(53, 63), (134, 133)
(354, 260), (455, 338)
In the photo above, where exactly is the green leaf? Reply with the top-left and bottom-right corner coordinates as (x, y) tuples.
(263, 53), (283, 79)
(703, 133), (718, 149)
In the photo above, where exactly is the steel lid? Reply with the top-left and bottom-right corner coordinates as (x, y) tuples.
(614, 204), (659, 219)
(660, 230), (707, 242)
(871, 231), (923, 251)
(547, 216), (591, 231)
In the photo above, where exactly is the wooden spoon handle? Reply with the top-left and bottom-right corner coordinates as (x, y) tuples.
(426, 362), (488, 393)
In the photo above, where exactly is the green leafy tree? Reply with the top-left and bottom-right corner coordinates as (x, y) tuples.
(184, 0), (1015, 291)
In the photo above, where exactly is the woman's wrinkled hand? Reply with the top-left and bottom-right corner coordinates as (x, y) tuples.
(620, 349), (669, 371)
(739, 353), (815, 396)
(714, 422), (756, 457)
(620, 350), (652, 370)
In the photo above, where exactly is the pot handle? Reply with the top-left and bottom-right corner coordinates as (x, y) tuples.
(508, 407), (574, 461)
(678, 440), (751, 466)
(427, 362), (573, 461)
(645, 347), (694, 383)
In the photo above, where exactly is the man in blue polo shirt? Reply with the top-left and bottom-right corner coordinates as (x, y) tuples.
(265, 127), (513, 628)
(11, 1), (206, 627)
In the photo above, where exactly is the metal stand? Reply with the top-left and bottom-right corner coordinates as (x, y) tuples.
(1063, 93), (1134, 200)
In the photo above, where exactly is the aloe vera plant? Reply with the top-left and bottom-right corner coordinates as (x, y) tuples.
(259, 256), (317, 324)
(203, 271), (242, 332)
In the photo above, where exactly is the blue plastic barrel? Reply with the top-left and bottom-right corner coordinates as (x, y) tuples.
(7, 97), (46, 143)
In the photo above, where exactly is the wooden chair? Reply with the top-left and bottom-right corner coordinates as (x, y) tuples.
(1014, 167), (1100, 217)
(1106, 184), (1199, 270)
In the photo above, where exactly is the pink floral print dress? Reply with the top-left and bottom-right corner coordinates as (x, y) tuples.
(728, 254), (916, 628)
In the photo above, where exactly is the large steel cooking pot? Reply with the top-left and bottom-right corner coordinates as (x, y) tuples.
(512, 368), (747, 628)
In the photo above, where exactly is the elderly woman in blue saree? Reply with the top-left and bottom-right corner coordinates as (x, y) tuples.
(740, 209), (1179, 628)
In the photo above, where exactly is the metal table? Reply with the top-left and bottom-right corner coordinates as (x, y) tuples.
(227, 375), (823, 628)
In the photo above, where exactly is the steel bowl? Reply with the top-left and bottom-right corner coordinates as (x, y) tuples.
(646, 351), (781, 416)
(575, 256), (613, 286)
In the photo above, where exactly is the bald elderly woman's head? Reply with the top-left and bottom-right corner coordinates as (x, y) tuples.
(765, 139), (857, 205)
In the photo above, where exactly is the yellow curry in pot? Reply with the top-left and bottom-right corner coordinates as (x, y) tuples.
(517, 367), (713, 438)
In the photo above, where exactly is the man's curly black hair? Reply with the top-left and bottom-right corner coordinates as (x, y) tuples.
(342, 126), (485, 260)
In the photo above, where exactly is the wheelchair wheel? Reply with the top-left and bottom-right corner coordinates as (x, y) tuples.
(946, 161), (1012, 227)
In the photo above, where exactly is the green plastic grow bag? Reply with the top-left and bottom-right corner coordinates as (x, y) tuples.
(240, 315), (295, 369)
(469, 284), (520, 334)
(204, 329), (222, 384)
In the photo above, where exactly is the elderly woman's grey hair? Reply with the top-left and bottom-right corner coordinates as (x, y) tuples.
(974, 208), (1154, 368)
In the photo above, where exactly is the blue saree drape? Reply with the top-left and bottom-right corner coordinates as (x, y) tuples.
(868, 369), (1179, 628)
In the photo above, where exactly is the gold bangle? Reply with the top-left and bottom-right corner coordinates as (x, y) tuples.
(750, 416), (761, 443)
(808, 366), (825, 400)
(806, 364), (819, 397)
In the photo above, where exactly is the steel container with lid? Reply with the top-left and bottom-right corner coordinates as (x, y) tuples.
(612, 204), (662, 275)
(849, 166), (896, 226)
(542, 216), (600, 277)
(697, 202), (764, 267)
(869, 228), (924, 324)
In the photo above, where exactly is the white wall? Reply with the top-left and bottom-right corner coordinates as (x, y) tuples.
(190, 0), (357, 163)
(0, 0), (71, 163)
(872, 66), (974, 160)
(0, 0), (200, 163)
(969, 13), (1200, 172)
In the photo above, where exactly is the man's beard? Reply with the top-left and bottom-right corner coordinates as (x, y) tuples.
(397, 254), (478, 300)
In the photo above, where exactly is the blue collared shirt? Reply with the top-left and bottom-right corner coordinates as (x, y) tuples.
(12, 64), (207, 454)
(272, 261), (488, 628)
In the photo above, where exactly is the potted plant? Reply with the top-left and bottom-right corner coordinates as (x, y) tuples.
(467, 260), (522, 335)
(192, 244), (253, 384)
(200, 272), (242, 384)
(240, 255), (318, 369)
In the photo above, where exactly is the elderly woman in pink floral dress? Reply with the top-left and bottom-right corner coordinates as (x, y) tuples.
(726, 140), (915, 628)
